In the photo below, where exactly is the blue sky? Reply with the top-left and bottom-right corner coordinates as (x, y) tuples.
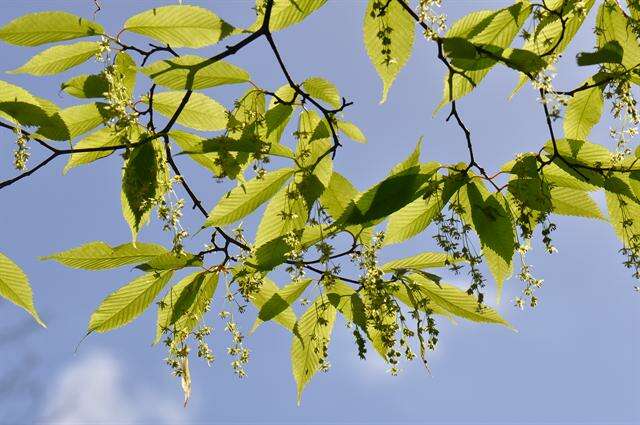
(0, 0), (638, 423)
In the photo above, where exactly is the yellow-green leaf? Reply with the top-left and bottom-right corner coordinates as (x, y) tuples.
(205, 168), (295, 227)
(0, 11), (103, 46)
(88, 271), (174, 333)
(42, 241), (168, 270)
(142, 55), (250, 91)
(0, 252), (45, 326)
(291, 295), (337, 404)
(9, 41), (101, 76)
(124, 5), (234, 48)
(363, 0), (415, 103)
(150, 91), (227, 131)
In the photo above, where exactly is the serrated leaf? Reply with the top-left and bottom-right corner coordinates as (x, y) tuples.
(385, 173), (466, 245)
(136, 253), (202, 272)
(61, 74), (109, 98)
(251, 0), (327, 31)
(563, 80), (604, 140)
(169, 131), (222, 176)
(124, 5), (234, 48)
(0, 252), (44, 326)
(404, 273), (512, 328)
(42, 241), (167, 270)
(596, 1), (640, 76)
(64, 126), (138, 174)
(142, 55), (250, 91)
(577, 40), (624, 66)
(154, 271), (218, 344)
(336, 120), (366, 143)
(464, 183), (515, 302)
(252, 278), (313, 333)
(437, 1), (531, 110)
(0, 79), (53, 127)
(320, 171), (358, 220)
(9, 41), (100, 76)
(337, 163), (440, 227)
(37, 102), (110, 141)
(172, 130), (294, 159)
(0, 11), (103, 46)
(302, 77), (341, 109)
(249, 276), (298, 332)
(88, 270), (173, 333)
(150, 91), (227, 131)
(121, 141), (168, 241)
(550, 187), (603, 219)
(205, 168), (295, 227)
(254, 183), (309, 248)
(363, 0), (415, 103)
(381, 252), (459, 272)
(291, 295), (337, 404)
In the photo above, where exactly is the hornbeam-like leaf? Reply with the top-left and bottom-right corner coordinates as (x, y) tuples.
(150, 91), (227, 131)
(0, 11), (103, 46)
(42, 241), (167, 270)
(205, 168), (295, 227)
(252, 278), (313, 332)
(291, 295), (337, 405)
(142, 55), (250, 91)
(405, 273), (512, 328)
(88, 271), (174, 333)
(363, 0), (415, 103)
(0, 252), (45, 326)
(9, 41), (101, 76)
(154, 271), (218, 344)
(124, 5), (235, 48)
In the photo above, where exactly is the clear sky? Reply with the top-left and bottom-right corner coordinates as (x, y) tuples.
(0, 1), (638, 424)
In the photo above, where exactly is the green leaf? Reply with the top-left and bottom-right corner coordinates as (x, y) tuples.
(0, 11), (103, 46)
(169, 131), (222, 176)
(142, 55), (250, 91)
(254, 183), (309, 248)
(577, 40), (624, 66)
(385, 173), (466, 245)
(320, 171), (358, 220)
(172, 131), (294, 159)
(63, 126), (139, 174)
(363, 0), (415, 103)
(42, 241), (168, 270)
(336, 120), (366, 143)
(302, 77), (341, 109)
(512, 0), (595, 96)
(123, 5), (235, 48)
(252, 278), (313, 332)
(389, 138), (422, 176)
(403, 273), (512, 328)
(0, 80), (53, 127)
(88, 270), (174, 333)
(291, 295), (337, 405)
(61, 74), (109, 98)
(248, 276), (298, 332)
(121, 141), (168, 242)
(0, 252), (45, 326)
(563, 80), (604, 140)
(204, 168), (295, 227)
(37, 102), (110, 141)
(437, 1), (531, 110)
(607, 191), (640, 245)
(136, 253), (203, 272)
(154, 271), (218, 344)
(150, 91), (227, 131)
(337, 163), (440, 227)
(381, 252), (459, 272)
(550, 187), (603, 219)
(464, 184), (515, 302)
(251, 0), (327, 31)
(596, 1), (640, 75)
(9, 41), (101, 76)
